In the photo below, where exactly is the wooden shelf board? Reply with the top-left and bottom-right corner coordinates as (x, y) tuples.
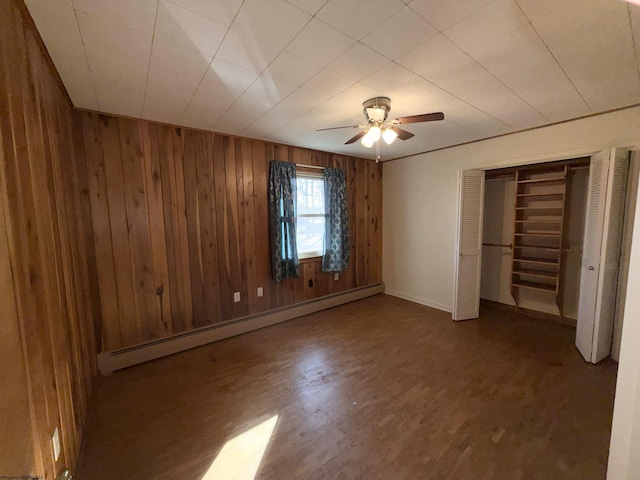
(513, 269), (558, 279)
(517, 177), (565, 184)
(515, 206), (563, 211)
(514, 245), (561, 252)
(515, 220), (562, 224)
(514, 232), (561, 237)
(513, 257), (559, 266)
(516, 192), (565, 198)
(512, 281), (557, 293)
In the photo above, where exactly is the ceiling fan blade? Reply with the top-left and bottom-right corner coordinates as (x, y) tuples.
(388, 126), (414, 141)
(345, 131), (366, 145)
(393, 112), (445, 124)
(316, 125), (360, 131)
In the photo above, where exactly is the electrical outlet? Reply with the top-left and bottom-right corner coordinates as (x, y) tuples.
(233, 292), (241, 303)
(52, 427), (61, 462)
(334, 273), (339, 281)
(257, 287), (263, 297)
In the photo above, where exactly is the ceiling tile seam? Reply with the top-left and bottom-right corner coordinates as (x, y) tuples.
(285, 0), (330, 17)
(384, 101), (640, 163)
(216, 15), (347, 131)
(162, 0), (232, 25)
(389, 59), (513, 131)
(141, 0), (160, 119)
(176, 0), (248, 124)
(71, 3), (101, 110)
(627, 4), (640, 88)
(263, 77), (364, 137)
(513, 0), (592, 114)
(406, 0), (490, 34)
(436, 28), (551, 126)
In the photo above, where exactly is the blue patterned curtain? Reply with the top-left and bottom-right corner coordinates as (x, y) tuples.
(269, 160), (300, 281)
(322, 167), (350, 272)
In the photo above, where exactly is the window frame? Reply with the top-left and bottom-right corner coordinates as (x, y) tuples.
(295, 165), (326, 260)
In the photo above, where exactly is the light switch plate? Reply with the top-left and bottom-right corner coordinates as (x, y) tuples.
(334, 273), (339, 281)
(52, 426), (61, 462)
(257, 287), (263, 297)
(233, 292), (241, 303)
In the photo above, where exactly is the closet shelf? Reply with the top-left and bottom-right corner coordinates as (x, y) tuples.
(516, 206), (563, 210)
(515, 220), (562, 224)
(514, 232), (561, 237)
(517, 177), (566, 184)
(513, 257), (560, 266)
(514, 245), (561, 252)
(512, 269), (558, 279)
(512, 281), (557, 293)
(517, 192), (565, 198)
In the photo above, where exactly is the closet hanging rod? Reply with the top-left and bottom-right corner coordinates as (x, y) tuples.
(483, 242), (513, 249)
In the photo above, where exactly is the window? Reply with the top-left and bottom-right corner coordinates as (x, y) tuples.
(296, 168), (325, 259)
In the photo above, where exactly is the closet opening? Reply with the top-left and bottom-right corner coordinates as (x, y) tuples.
(473, 151), (640, 363)
(481, 158), (590, 326)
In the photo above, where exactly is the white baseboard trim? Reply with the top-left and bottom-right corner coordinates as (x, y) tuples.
(97, 283), (385, 375)
(385, 289), (453, 313)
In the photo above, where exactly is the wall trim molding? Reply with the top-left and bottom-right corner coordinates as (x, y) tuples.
(98, 283), (385, 375)
(385, 289), (452, 313)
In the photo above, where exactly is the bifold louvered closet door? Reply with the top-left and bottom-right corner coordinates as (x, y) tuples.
(453, 170), (485, 321)
(576, 148), (629, 363)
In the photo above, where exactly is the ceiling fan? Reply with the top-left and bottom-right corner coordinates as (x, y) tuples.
(317, 96), (444, 148)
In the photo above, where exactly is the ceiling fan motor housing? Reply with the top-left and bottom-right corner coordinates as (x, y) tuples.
(363, 96), (391, 124)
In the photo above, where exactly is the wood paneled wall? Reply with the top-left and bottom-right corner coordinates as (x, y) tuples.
(0, 0), (98, 478)
(80, 113), (382, 351)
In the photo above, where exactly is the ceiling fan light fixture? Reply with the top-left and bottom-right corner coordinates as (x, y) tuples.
(382, 127), (398, 145)
(365, 107), (386, 122)
(361, 125), (381, 148)
(361, 131), (375, 148)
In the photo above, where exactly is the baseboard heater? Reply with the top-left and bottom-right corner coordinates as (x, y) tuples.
(98, 282), (384, 375)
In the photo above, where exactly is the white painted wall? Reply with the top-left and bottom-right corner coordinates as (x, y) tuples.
(383, 106), (640, 311)
(607, 173), (640, 479)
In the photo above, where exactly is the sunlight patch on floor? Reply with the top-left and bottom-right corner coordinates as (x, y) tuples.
(201, 415), (279, 480)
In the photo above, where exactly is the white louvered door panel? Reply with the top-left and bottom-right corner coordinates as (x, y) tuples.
(592, 150), (629, 363)
(453, 169), (485, 321)
(576, 151), (609, 361)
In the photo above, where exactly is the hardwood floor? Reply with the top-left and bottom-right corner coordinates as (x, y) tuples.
(77, 295), (617, 480)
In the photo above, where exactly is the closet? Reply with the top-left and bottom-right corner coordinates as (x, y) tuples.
(481, 158), (589, 322)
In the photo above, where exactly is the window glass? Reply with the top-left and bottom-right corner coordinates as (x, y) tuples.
(296, 172), (325, 258)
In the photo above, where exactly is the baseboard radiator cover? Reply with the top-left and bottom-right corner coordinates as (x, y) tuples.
(98, 283), (385, 375)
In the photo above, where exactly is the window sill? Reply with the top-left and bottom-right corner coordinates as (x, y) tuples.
(299, 255), (322, 264)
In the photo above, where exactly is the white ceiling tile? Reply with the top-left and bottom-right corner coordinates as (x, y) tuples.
(77, 11), (150, 115)
(408, 0), (495, 31)
(155, 1), (227, 58)
(215, 75), (299, 130)
(360, 62), (426, 92)
(215, 28), (283, 72)
(182, 85), (243, 130)
(285, 0), (327, 15)
(444, 101), (512, 137)
(361, 6), (437, 59)
(264, 51), (324, 85)
(286, 18), (356, 66)
(24, 0), (98, 109)
(317, 0), (405, 40)
(458, 25), (590, 121)
(72, 0), (157, 36)
(207, 59), (261, 92)
(95, 83), (146, 118)
(232, 0), (311, 49)
(150, 37), (212, 75)
(397, 33), (466, 78)
(532, 0), (640, 111)
(443, 0), (529, 55)
(164, 0), (243, 26)
(327, 43), (390, 82)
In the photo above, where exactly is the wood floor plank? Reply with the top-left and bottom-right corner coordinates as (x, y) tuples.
(77, 296), (617, 480)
